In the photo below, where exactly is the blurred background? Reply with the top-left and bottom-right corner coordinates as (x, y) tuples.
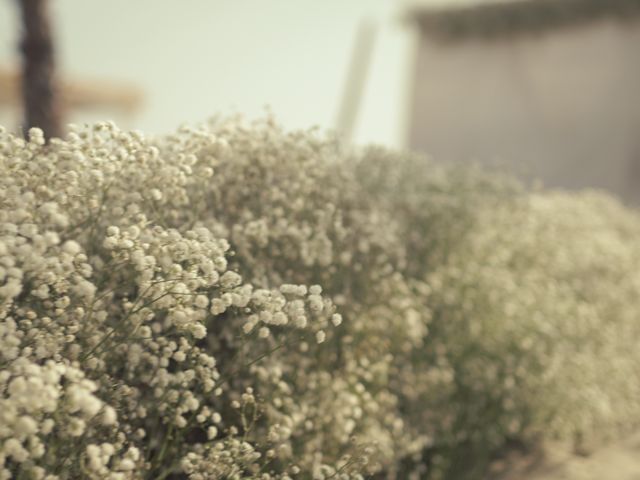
(1, 0), (640, 201)
(0, 0), (413, 147)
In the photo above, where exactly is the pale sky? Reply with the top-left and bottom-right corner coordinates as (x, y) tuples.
(0, 0), (416, 148)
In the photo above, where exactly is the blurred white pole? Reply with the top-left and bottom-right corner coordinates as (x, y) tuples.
(335, 18), (377, 145)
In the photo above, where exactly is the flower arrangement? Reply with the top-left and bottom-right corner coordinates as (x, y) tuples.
(1, 118), (639, 479)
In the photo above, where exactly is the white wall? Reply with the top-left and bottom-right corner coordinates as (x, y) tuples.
(409, 18), (640, 202)
(0, 0), (413, 147)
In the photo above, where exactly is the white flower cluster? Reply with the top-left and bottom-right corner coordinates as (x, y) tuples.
(358, 148), (640, 478)
(2, 119), (640, 479)
(0, 123), (341, 479)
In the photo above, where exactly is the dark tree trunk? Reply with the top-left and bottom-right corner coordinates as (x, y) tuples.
(17, 0), (62, 140)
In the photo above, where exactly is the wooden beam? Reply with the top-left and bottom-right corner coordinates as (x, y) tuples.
(0, 67), (144, 113)
(17, 0), (62, 139)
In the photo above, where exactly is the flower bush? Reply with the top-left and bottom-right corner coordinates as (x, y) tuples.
(1, 118), (640, 479)
(358, 148), (640, 478)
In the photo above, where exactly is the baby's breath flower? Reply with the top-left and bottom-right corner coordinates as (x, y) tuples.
(2, 117), (638, 480)
(194, 295), (209, 309)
